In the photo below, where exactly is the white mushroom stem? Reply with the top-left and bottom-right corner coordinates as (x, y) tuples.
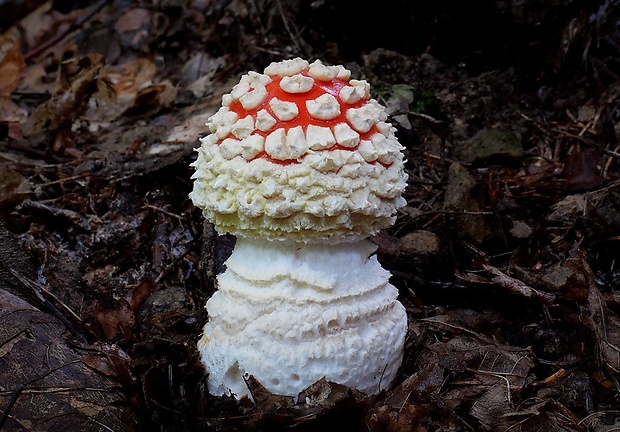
(198, 237), (407, 398)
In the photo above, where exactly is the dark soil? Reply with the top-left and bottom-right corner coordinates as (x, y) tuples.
(1, 1), (620, 431)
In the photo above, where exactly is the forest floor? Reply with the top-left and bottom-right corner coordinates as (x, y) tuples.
(1, 1), (620, 431)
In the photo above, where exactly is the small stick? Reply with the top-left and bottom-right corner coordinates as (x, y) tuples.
(0, 261), (97, 342)
(0, 384), (24, 429)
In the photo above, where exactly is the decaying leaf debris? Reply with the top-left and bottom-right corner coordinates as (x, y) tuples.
(1, 0), (620, 431)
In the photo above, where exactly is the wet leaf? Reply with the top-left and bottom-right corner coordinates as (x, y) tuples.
(95, 298), (135, 340)
(0, 288), (135, 431)
(564, 147), (605, 191)
(126, 278), (157, 314)
(82, 343), (136, 392)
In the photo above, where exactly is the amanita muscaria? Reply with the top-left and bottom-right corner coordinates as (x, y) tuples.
(190, 58), (408, 398)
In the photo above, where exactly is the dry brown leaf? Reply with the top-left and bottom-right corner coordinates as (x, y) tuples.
(0, 97), (27, 130)
(418, 314), (536, 430)
(0, 36), (25, 96)
(0, 165), (32, 208)
(163, 110), (214, 144)
(3, 2), (55, 50)
(0, 36), (27, 136)
(115, 8), (156, 50)
(122, 80), (177, 117)
(94, 280), (156, 341)
(80, 76), (120, 125)
(297, 377), (367, 412)
(581, 257), (620, 379)
(236, 376), (370, 431)
(101, 58), (157, 100)
(564, 147), (605, 191)
(364, 362), (444, 431)
(22, 53), (107, 138)
(547, 194), (588, 223)
(115, 8), (152, 33)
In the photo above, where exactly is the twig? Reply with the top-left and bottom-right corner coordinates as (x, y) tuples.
(0, 386), (118, 396)
(87, 417), (118, 432)
(579, 410), (620, 426)
(409, 112), (444, 124)
(0, 384), (24, 429)
(482, 264), (556, 304)
(422, 152), (457, 164)
(468, 368), (513, 403)
(605, 149), (620, 158)
(0, 261), (97, 343)
(20, 200), (93, 231)
(604, 144), (620, 177)
(275, 0), (302, 54)
(542, 368), (567, 384)
(37, 172), (91, 188)
(419, 317), (492, 341)
(429, 210), (496, 216)
(145, 203), (184, 221)
(251, 45), (289, 56)
(154, 236), (201, 284)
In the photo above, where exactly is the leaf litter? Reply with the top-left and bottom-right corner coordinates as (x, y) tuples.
(1, 0), (620, 431)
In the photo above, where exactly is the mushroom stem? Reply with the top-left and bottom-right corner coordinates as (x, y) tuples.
(198, 237), (407, 398)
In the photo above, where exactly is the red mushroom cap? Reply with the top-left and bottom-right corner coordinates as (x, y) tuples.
(190, 58), (407, 243)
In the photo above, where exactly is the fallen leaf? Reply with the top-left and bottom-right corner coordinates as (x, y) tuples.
(125, 278), (157, 313)
(115, 7), (152, 33)
(163, 110), (214, 144)
(0, 288), (135, 431)
(564, 147), (605, 191)
(364, 363), (443, 432)
(0, 165), (32, 208)
(580, 256), (620, 379)
(0, 36), (25, 96)
(0, 94), (26, 122)
(101, 58), (157, 100)
(547, 194), (587, 224)
(123, 80), (177, 117)
(95, 298), (135, 340)
(82, 343), (136, 392)
(501, 399), (585, 432)
(115, 8), (158, 50)
(22, 53), (108, 138)
(0, 36), (27, 135)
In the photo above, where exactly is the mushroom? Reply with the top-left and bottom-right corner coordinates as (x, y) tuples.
(190, 58), (408, 398)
